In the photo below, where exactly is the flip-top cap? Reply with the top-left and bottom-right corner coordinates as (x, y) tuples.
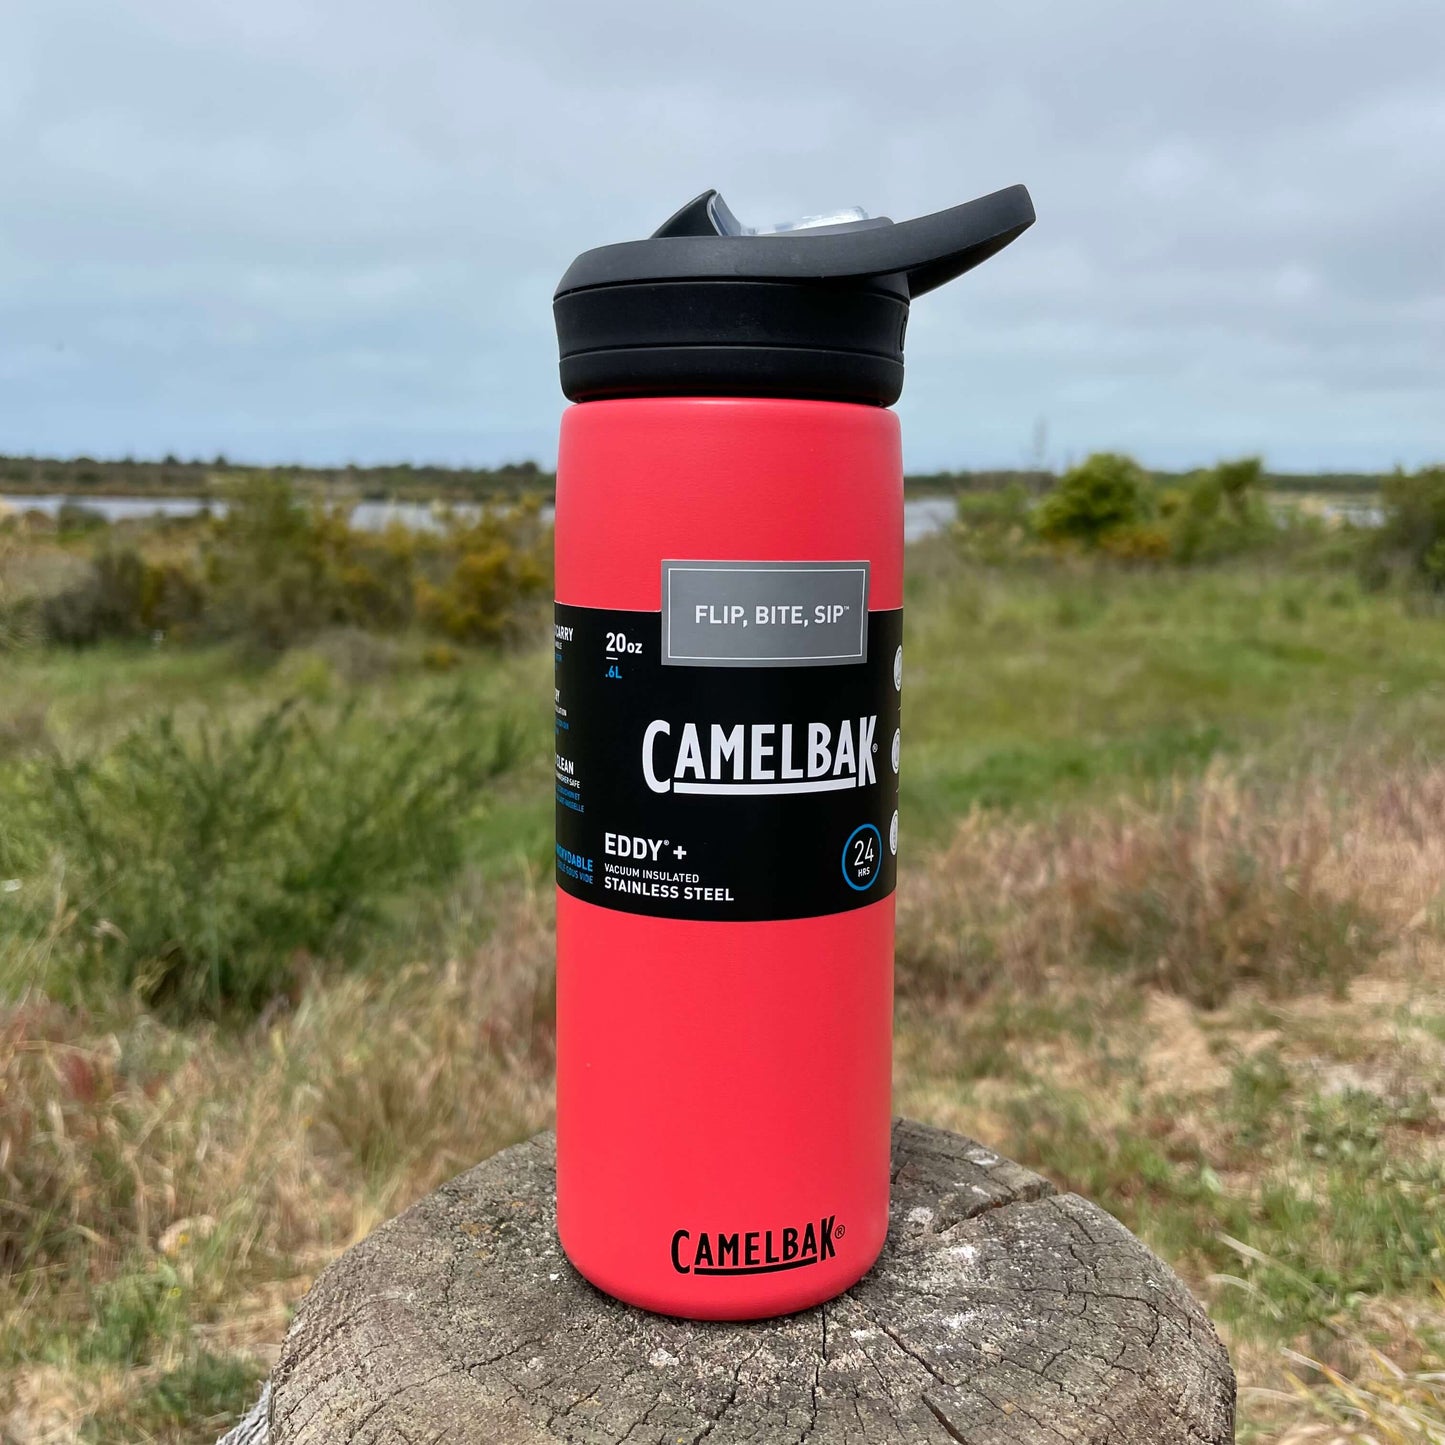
(553, 184), (1035, 406)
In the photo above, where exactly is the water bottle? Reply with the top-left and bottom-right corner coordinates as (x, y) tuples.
(552, 184), (1035, 1319)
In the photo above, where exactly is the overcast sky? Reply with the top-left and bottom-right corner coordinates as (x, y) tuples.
(3, 0), (1442, 472)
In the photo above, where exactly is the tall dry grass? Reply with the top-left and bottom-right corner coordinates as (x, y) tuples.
(895, 757), (1445, 1445)
(897, 760), (1445, 1009)
(1, 889), (555, 1438)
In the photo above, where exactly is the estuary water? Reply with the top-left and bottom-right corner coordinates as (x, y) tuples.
(0, 492), (1381, 537)
(1, 494), (966, 541)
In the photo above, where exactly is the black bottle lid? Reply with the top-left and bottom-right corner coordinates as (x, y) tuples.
(553, 184), (1034, 406)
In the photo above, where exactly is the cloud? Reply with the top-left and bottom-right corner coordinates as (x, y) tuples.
(2, 0), (1442, 470)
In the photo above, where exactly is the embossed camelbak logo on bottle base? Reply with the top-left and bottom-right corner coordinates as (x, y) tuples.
(670, 1217), (840, 1276)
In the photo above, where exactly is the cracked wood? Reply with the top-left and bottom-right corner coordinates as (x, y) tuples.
(250, 1119), (1233, 1444)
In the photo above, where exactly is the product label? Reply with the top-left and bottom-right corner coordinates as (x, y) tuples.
(555, 561), (901, 922)
(662, 560), (869, 667)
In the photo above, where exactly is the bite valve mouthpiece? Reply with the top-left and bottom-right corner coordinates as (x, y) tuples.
(553, 184), (1035, 406)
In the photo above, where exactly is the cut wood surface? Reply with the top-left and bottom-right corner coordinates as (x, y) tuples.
(236, 1119), (1234, 1443)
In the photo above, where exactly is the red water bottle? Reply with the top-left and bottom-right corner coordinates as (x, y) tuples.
(552, 185), (1035, 1319)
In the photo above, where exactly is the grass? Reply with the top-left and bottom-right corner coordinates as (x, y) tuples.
(3, 528), (1445, 1441)
(84, 1353), (265, 1444)
(893, 744), (1445, 1442)
(900, 544), (1445, 838)
(2, 892), (555, 1441)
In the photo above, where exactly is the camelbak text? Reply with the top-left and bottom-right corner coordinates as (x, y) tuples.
(642, 718), (877, 796)
(670, 1216), (839, 1276)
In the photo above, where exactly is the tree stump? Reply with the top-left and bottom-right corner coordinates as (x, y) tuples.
(244, 1120), (1234, 1443)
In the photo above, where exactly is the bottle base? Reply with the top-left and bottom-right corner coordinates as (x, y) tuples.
(558, 1224), (888, 1322)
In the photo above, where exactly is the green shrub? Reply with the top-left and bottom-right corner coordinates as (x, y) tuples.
(1035, 452), (1152, 546)
(79, 1259), (189, 1366)
(17, 476), (555, 654)
(1369, 466), (1445, 593)
(204, 476), (550, 651)
(1169, 457), (1274, 563)
(201, 475), (417, 650)
(953, 484), (1035, 560)
(0, 537), (38, 652)
(1215, 456), (1264, 513)
(1034, 454), (1281, 565)
(1097, 522), (1172, 562)
(298, 626), (407, 686)
(85, 1351), (264, 1443)
(415, 500), (552, 644)
(55, 500), (109, 535)
(4, 695), (522, 1017)
(41, 549), (149, 645)
(39, 548), (204, 647)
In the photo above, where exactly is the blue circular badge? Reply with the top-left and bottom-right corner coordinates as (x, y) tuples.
(841, 823), (883, 892)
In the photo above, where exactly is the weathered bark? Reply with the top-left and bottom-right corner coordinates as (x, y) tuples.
(243, 1120), (1233, 1443)
(219, 1383), (271, 1445)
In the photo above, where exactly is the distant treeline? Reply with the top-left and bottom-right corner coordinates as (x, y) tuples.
(0, 454), (550, 502)
(0, 453), (1395, 500)
(908, 468), (1393, 497)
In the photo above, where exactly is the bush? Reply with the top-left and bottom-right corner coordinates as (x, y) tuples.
(3, 695), (522, 1017)
(17, 475), (555, 653)
(204, 477), (551, 651)
(1032, 454), (1281, 565)
(1169, 457), (1274, 563)
(0, 536), (38, 652)
(1369, 466), (1445, 593)
(41, 548), (148, 645)
(415, 500), (552, 645)
(55, 500), (109, 535)
(953, 484), (1035, 561)
(201, 474), (417, 650)
(1035, 453), (1152, 546)
(1097, 522), (1172, 562)
(39, 548), (204, 647)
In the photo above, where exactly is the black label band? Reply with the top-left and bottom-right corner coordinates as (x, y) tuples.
(555, 602), (901, 922)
